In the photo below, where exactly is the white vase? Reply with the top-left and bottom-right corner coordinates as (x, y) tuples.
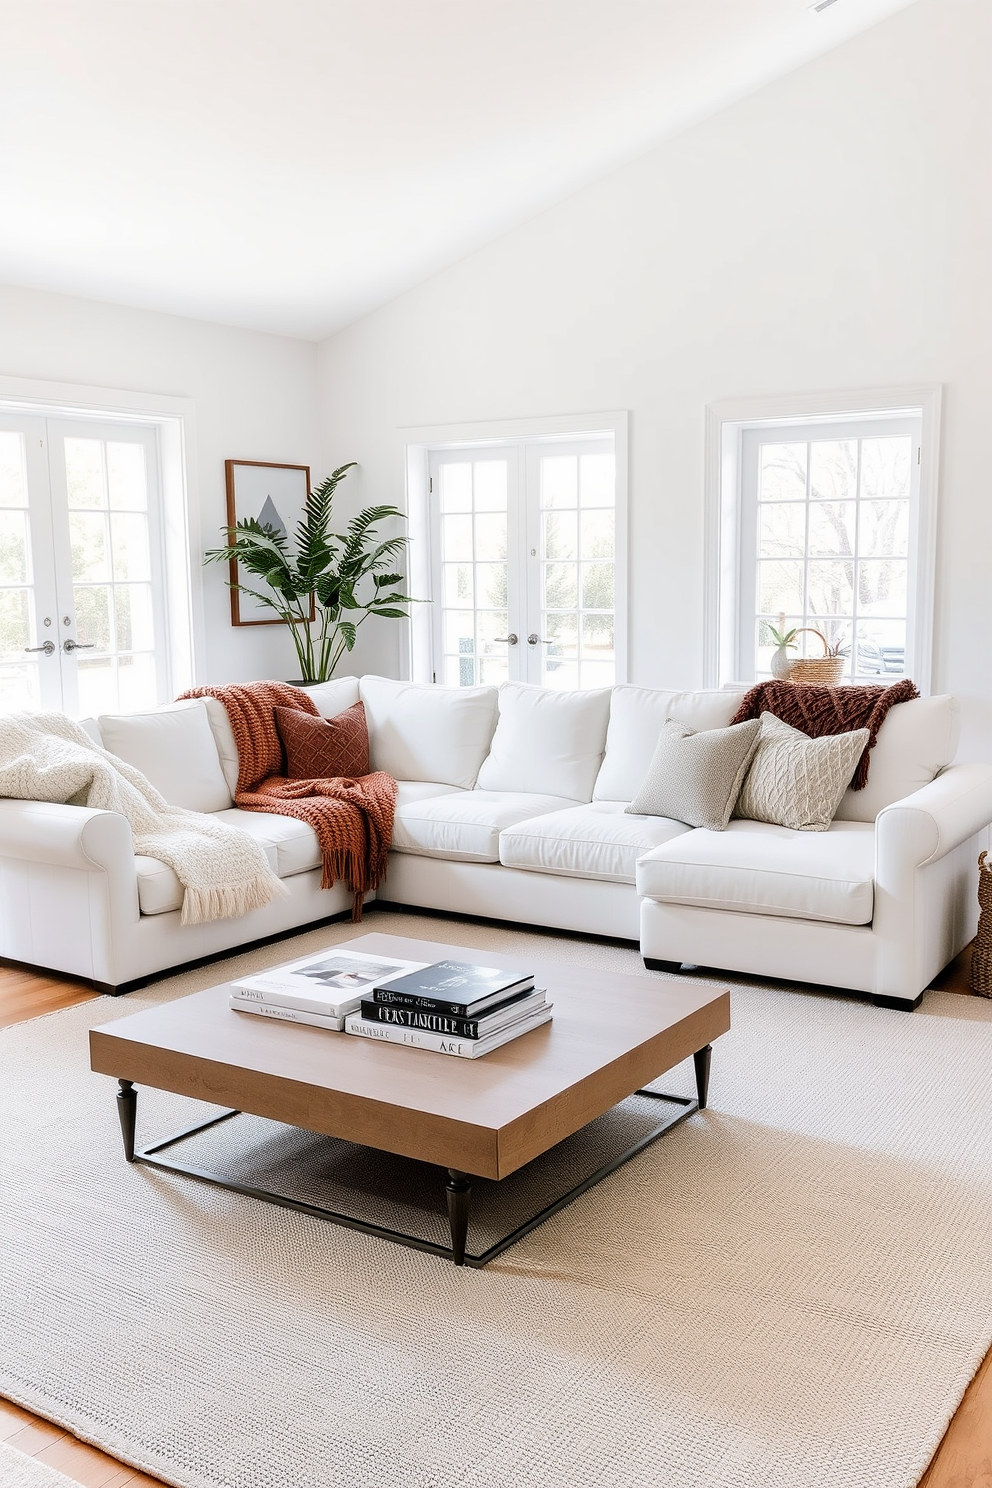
(770, 646), (793, 680)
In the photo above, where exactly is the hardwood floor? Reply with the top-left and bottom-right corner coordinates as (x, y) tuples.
(1, 951), (989, 1488)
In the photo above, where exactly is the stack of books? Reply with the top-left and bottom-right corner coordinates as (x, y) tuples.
(229, 948), (430, 1030)
(343, 959), (553, 1059)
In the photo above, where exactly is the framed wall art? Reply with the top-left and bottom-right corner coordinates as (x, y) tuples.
(224, 459), (313, 627)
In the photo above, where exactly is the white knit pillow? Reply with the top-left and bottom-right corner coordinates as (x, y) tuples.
(625, 718), (761, 830)
(735, 713), (870, 832)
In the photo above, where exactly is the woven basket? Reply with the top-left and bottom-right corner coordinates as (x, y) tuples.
(969, 850), (992, 997)
(788, 628), (846, 686)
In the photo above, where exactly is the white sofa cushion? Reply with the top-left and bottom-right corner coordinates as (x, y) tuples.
(594, 686), (746, 802)
(391, 790), (578, 863)
(635, 819), (876, 925)
(834, 695), (961, 822)
(476, 682), (612, 801)
(499, 801), (692, 884)
(97, 700), (233, 812)
(359, 676), (498, 788)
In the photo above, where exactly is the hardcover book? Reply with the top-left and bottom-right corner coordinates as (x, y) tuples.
(343, 1004), (553, 1058)
(359, 987), (548, 1039)
(231, 948), (428, 1019)
(371, 960), (535, 1017)
(229, 994), (345, 1032)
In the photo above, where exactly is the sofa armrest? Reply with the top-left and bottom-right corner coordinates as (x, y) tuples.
(876, 763), (992, 870)
(0, 798), (135, 872)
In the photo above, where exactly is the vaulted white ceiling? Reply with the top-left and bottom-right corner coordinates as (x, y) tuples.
(0, 0), (918, 340)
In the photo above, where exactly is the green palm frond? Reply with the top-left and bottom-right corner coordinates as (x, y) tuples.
(204, 465), (424, 681)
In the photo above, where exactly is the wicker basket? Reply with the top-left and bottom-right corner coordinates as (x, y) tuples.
(969, 850), (992, 997)
(788, 628), (846, 686)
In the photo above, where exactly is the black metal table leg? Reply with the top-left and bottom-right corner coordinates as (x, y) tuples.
(117, 1079), (136, 1162)
(693, 1045), (712, 1110)
(445, 1169), (472, 1265)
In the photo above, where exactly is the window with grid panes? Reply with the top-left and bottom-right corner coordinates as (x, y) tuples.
(740, 416), (921, 683)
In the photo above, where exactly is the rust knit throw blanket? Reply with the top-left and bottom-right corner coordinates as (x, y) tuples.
(181, 682), (397, 920)
(729, 678), (919, 789)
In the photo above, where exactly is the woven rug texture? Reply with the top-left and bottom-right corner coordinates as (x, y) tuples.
(0, 1440), (78, 1488)
(1, 907), (991, 1488)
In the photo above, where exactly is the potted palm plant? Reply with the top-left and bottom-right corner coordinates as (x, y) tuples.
(204, 462), (418, 683)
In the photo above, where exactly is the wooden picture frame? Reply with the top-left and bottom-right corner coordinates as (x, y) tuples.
(224, 459), (314, 627)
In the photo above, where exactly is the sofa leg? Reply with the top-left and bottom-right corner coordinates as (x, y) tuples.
(869, 991), (924, 1013)
(643, 958), (683, 975)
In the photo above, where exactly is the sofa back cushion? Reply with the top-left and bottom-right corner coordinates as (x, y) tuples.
(97, 700), (233, 811)
(593, 685), (745, 802)
(201, 677), (362, 795)
(476, 682), (612, 801)
(359, 675), (498, 788)
(833, 694), (960, 821)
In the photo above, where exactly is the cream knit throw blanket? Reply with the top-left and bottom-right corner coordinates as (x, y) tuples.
(0, 711), (287, 925)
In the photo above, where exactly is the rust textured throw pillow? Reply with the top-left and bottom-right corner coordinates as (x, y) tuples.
(274, 701), (370, 780)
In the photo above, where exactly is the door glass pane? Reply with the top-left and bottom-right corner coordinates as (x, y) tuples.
(76, 656), (118, 715)
(0, 511), (29, 583)
(579, 453), (614, 507)
(807, 503), (855, 558)
(539, 445), (616, 688)
(0, 433), (28, 506)
(116, 653), (157, 711)
(473, 461), (506, 511)
(107, 442), (148, 510)
(859, 500), (909, 558)
(69, 513), (110, 580)
(115, 584), (156, 651)
(436, 454), (510, 688)
(111, 513), (151, 581)
(74, 585), (112, 650)
(65, 439), (108, 509)
(439, 464), (471, 512)
(541, 456), (577, 509)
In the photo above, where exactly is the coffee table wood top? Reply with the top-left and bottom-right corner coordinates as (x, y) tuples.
(90, 932), (730, 1180)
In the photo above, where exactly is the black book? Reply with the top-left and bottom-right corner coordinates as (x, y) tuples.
(360, 987), (547, 1039)
(372, 960), (535, 1017)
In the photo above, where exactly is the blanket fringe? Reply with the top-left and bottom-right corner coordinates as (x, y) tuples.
(181, 873), (289, 927)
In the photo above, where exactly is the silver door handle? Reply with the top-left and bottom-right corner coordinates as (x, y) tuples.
(63, 639), (95, 652)
(25, 640), (56, 656)
(527, 633), (552, 645)
(494, 633), (518, 645)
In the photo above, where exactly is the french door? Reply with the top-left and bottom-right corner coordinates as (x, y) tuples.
(0, 413), (166, 716)
(427, 437), (619, 689)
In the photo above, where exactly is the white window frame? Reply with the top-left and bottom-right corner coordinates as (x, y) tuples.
(402, 411), (629, 685)
(0, 374), (200, 703)
(703, 386), (941, 695)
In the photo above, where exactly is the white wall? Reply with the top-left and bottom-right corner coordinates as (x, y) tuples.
(317, 0), (992, 761)
(0, 282), (320, 686)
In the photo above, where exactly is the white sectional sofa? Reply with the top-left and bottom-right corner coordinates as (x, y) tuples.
(1, 674), (989, 1011)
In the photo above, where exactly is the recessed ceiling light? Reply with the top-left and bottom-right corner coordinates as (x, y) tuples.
(807, 0), (839, 11)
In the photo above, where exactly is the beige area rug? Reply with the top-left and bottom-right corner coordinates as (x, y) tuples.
(1, 906), (991, 1488)
(0, 1440), (78, 1488)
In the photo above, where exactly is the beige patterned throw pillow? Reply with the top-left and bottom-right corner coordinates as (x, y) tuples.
(625, 717), (761, 830)
(735, 712), (870, 832)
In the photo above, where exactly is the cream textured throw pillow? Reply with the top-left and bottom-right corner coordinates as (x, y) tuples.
(735, 712), (871, 832)
(625, 718), (761, 830)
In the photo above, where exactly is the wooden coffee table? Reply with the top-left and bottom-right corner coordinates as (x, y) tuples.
(90, 931), (730, 1266)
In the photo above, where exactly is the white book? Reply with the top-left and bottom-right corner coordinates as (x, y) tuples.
(231, 948), (429, 1019)
(229, 994), (345, 1031)
(343, 1005), (553, 1059)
